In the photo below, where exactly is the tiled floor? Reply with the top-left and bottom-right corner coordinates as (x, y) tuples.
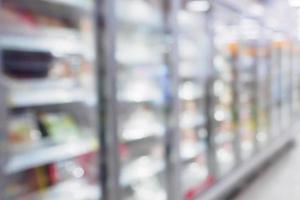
(234, 134), (300, 200)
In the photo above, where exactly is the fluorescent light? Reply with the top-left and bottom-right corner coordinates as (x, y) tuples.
(186, 0), (210, 12)
(289, 0), (300, 7)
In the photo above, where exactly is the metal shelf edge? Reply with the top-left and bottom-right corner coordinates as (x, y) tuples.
(5, 138), (98, 175)
(42, 0), (93, 11)
(197, 131), (295, 200)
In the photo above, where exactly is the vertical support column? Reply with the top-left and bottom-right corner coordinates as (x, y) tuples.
(288, 41), (293, 129)
(281, 39), (292, 133)
(279, 41), (285, 133)
(0, 49), (9, 200)
(297, 45), (300, 115)
(291, 42), (298, 121)
(163, 0), (182, 199)
(0, 0), (9, 191)
(291, 43), (295, 121)
(270, 42), (279, 137)
(232, 43), (242, 165)
(266, 38), (272, 144)
(95, 0), (121, 200)
(253, 35), (260, 152)
(204, 5), (218, 179)
(296, 45), (300, 115)
(281, 42), (286, 132)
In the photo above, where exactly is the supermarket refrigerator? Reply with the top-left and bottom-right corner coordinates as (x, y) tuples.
(0, 0), (101, 199)
(210, 6), (240, 177)
(235, 19), (260, 160)
(255, 28), (272, 148)
(98, 0), (230, 199)
(98, 0), (176, 200)
(209, 5), (265, 176)
(280, 40), (293, 133)
(177, 1), (214, 199)
(291, 43), (300, 115)
(270, 36), (284, 138)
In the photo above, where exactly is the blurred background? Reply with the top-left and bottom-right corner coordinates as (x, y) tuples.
(0, 0), (299, 200)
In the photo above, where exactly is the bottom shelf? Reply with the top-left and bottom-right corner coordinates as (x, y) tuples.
(21, 179), (101, 200)
(197, 131), (295, 200)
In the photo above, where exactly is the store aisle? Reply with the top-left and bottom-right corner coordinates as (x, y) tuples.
(234, 133), (300, 200)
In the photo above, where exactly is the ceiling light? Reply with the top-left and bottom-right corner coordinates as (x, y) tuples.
(186, 0), (210, 12)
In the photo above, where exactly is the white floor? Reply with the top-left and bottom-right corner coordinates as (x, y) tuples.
(234, 134), (300, 200)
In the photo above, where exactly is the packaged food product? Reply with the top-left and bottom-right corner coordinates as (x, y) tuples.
(8, 113), (41, 147)
(38, 113), (81, 142)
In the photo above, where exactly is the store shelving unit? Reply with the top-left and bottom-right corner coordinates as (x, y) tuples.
(98, 0), (297, 200)
(210, 6), (241, 178)
(237, 19), (260, 160)
(0, 0), (100, 199)
(103, 0), (172, 199)
(177, 3), (214, 199)
(0, 0), (298, 200)
(194, 1), (297, 199)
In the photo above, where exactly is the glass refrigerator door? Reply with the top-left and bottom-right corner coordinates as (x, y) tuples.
(256, 36), (271, 147)
(270, 38), (282, 138)
(236, 39), (257, 160)
(280, 41), (292, 132)
(291, 44), (300, 114)
(1, 0), (101, 199)
(212, 15), (238, 176)
(115, 1), (168, 199)
(177, 4), (213, 199)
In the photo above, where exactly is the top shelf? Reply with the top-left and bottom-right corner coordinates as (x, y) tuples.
(0, 26), (95, 59)
(41, 0), (93, 11)
(0, 33), (82, 56)
(3, 0), (93, 13)
(2, 0), (94, 27)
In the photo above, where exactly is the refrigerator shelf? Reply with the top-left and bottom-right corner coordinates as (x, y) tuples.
(118, 98), (165, 106)
(182, 155), (199, 165)
(6, 77), (95, 108)
(179, 94), (205, 101)
(4, 0), (93, 13)
(5, 137), (98, 174)
(180, 111), (206, 129)
(214, 132), (235, 145)
(121, 159), (165, 187)
(118, 21), (163, 36)
(20, 179), (101, 200)
(122, 132), (164, 146)
(116, 1), (163, 31)
(0, 33), (86, 57)
(0, 25), (81, 41)
(118, 86), (164, 104)
(8, 89), (86, 109)
(181, 143), (207, 164)
(179, 83), (205, 101)
(40, 0), (93, 11)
